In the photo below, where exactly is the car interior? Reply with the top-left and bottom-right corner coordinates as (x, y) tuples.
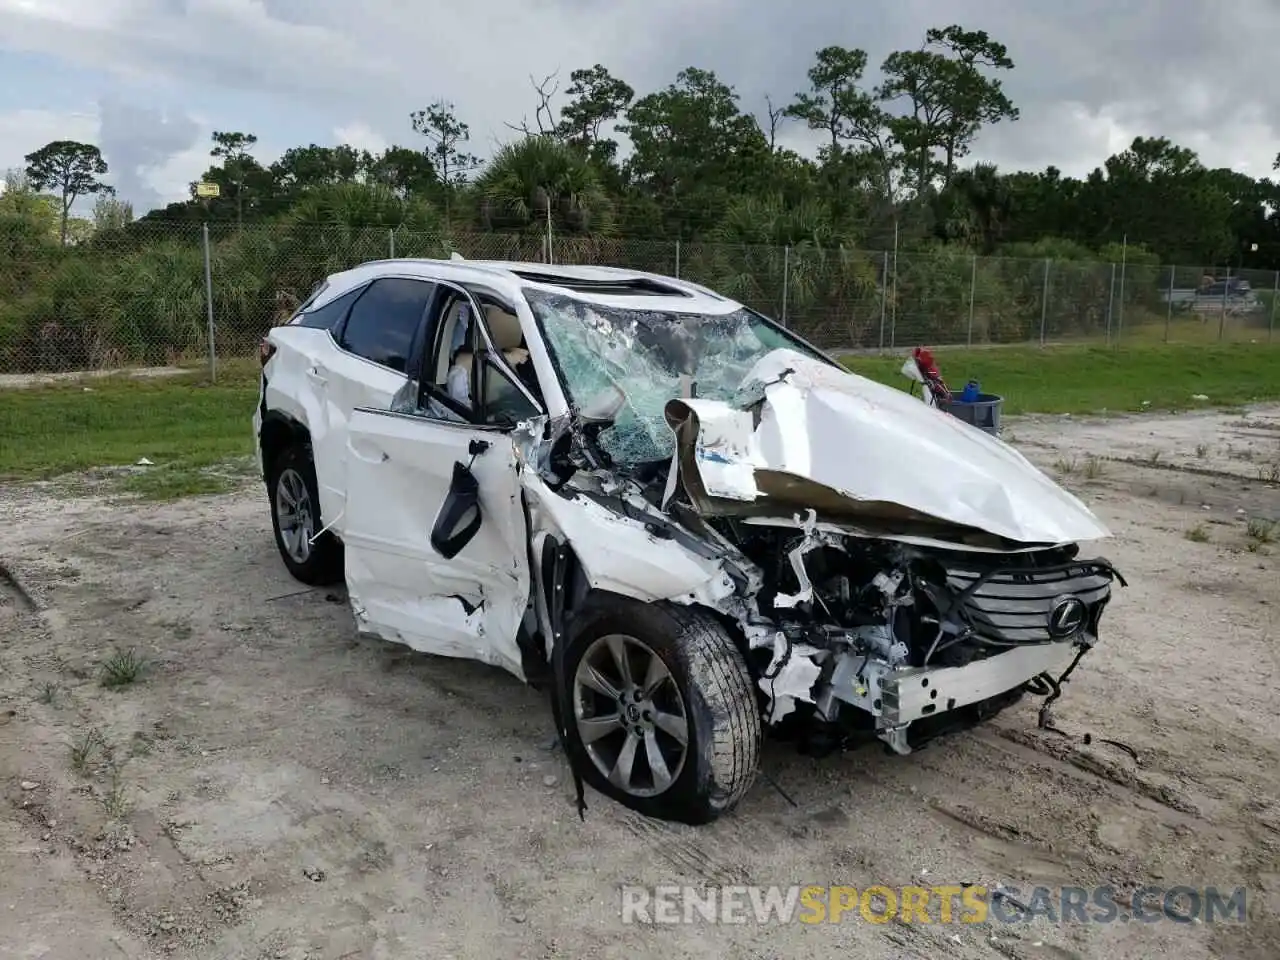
(429, 292), (543, 426)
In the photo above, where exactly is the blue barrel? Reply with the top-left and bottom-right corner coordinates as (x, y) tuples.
(944, 393), (1003, 436)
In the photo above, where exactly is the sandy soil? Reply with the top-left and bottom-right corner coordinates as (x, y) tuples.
(1, 405), (1278, 960)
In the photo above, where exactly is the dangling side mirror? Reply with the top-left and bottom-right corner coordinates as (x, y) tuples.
(430, 461), (483, 559)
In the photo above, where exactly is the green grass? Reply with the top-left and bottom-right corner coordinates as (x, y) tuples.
(840, 342), (1280, 415)
(0, 362), (259, 495)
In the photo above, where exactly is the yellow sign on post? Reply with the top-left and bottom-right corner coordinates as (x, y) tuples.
(195, 181), (220, 198)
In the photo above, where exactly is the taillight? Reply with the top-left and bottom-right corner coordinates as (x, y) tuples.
(259, 338), (276, 367)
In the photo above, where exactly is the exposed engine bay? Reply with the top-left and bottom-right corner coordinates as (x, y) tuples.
(717, 514), (1124, 753)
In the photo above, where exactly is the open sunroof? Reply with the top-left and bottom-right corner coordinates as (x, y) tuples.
(511, 271), (692, 297)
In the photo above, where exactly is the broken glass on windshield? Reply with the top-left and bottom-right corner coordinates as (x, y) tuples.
(524, 289), (825, 465)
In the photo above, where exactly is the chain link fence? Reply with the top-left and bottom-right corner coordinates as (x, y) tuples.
(1, 221), (1276, 375)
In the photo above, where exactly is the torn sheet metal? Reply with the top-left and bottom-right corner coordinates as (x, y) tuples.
(666, 348), (1111, 547)
(521, 472), (734, 608)
(759, 633), (824, 723)
(662, 399), (763, 504)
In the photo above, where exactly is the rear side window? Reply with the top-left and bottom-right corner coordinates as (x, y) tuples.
(295, 285), (364, 331)
(339, 278), (436, 372)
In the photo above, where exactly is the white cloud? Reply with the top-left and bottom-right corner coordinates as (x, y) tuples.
(333, 121), (387, 156)
(0, 108), (100, 176)
(0, 108), (99, 168)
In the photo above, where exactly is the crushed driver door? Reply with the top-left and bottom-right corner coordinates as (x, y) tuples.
(338, 407), (531, 680)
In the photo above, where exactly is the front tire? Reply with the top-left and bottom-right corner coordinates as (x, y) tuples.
(562, 597), (761, 824)
(268, 443), (342, 586)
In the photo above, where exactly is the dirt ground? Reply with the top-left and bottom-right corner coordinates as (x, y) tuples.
(1, 405), (1278, 960)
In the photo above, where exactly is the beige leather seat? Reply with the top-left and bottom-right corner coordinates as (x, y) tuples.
(484, 305), (529, 368)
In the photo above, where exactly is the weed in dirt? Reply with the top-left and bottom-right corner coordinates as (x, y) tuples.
(1195, 443), (1209, 459)
(100, 649), (148, 689)
(1185, 523), (1211, 543)
(36, 681), (60, 706)
(1082, 456), (1106, 479)
(1247, 518), (1278, 544)
(1054, 455), (1078, 475)
(1147, 450), (1163, 465)
(101, 767), (130, 818)
(120, 465), (237, 501)
(69, 727), (106, 774)
(1259, 463), (1280, 484)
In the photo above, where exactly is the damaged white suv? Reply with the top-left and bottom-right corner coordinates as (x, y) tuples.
(253, 258), (1124, 824)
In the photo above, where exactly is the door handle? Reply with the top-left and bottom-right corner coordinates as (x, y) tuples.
(349, 440), (389, 464)
(306, 367), (327, 386)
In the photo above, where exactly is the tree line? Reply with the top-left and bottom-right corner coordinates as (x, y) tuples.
(2, 25), (1279, 372)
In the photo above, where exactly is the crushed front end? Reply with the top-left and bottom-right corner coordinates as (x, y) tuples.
(518, 294), (1128, 763)
(713, 513), (1126, 755)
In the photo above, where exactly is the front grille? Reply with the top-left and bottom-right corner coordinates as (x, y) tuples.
(944, 557), (1118, 644)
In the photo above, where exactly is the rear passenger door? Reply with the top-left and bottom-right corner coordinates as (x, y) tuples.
(314, 277), (436, 519)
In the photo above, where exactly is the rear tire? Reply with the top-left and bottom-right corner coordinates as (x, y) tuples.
(268, 443), (343, 586)
(562, 597), (761, 824)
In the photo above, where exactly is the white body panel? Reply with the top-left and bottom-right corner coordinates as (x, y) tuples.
(262, 328), (406, 525)
(331, 408), (530, 677)
(666, 349), (1110, 546)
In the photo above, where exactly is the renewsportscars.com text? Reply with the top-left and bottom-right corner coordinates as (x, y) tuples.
(620, 884), (1248, 926)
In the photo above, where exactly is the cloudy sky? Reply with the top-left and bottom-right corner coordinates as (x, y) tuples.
(2, 0), (1278, 214)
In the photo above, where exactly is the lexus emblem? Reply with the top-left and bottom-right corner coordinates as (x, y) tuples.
(1048, 596), (1087, 638)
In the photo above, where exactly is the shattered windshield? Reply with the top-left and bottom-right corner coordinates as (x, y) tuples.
(524, 288), (832, 465)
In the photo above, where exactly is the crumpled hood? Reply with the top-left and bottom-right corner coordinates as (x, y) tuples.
(663, 348), (1111, 546)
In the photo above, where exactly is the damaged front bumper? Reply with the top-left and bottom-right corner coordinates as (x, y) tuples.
(814, 638), (1082, 754)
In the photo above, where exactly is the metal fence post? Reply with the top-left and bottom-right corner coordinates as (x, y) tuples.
(389, 228), (396, 258)
(202, 223), (217, 382)
(1117, 234), (1128, 342)
(1271, 270), (1278, 343)
(890, 225), (899, 349)
(1105, 263), (1116, 345)
(1164, 265), (1175, 343)
(674, 239), (681, 278)
(878, 251), (889, 351)
(781, 245), (790, 328)
(1219, 266), (1229, 342)
(1039, 257), (1050, 345)
(967, 255), (976, 347)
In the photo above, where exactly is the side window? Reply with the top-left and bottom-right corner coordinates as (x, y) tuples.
(338, 278), (435, 372)
(426, 293), (475, 419)
(294, 285), (363, 331)
(479, 356), (540, 427)
(474, 298), (545, 408)
(413, 288), (544, 428)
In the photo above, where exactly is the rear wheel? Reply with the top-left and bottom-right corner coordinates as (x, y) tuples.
(562, 598), (761, 824)
(268, 443), (342, 585)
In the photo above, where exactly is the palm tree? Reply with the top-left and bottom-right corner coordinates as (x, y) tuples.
(949, 163), (1011, 254)
(281, 182), (444, 284)
(473, 135), (612, 235)
(687, 195), (880, 347)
